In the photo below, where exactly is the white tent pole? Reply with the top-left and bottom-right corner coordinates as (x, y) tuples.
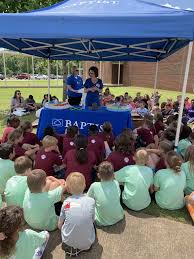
(56, 61), (59, 87)
(79, 61), (81, 75)
(27, 57), (30, 87)
(31, 56), (35, 86)
(99, 61), (102, 78)
(2, 51), (7, 87)
(47, 59), (51, 102)
(118, 61), (121, 86)
(154, 61), (159, 95)
(175, 41), (193, 148)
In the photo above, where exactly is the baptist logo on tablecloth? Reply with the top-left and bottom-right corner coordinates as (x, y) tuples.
(52, 119), (64, 127)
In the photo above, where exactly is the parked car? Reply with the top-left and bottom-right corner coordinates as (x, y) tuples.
(16, 73), (30, 79)
(36, 74), (48, 80)
(0, 73), (5, 80)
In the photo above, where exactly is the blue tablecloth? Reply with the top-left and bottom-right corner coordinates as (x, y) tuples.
(37, 106), (133, 140)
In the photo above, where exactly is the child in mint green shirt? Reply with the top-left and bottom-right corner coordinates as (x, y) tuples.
(23, 169), (65, 231)
(5, 156), (32, 207)
(0, 143), (15, 194)
(177, 126), (193, 158)
(181, 145), (194, 195)
(0, 206), (49, 259)
(154, 151), (186, 210)
(88, 161), (124, 226)
(115, 149), (153, 211)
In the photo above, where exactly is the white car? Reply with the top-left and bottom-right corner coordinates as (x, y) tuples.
(36, 74), (48, 80)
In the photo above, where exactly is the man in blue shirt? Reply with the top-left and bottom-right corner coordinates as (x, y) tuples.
(66, 66), (83, 106)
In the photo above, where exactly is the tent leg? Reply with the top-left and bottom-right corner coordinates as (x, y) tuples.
(175, 41), (193, 148)
(56, 61), (59, 87)
(153, 61), (159, 95)
(32, 56), (35, 86)
(48, 59), (51, 102)
(2, 51), (7, 87)
(118, 61), (121, 86)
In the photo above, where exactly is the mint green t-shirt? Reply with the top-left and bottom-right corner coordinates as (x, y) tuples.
(5, 175), (27, 207)
(181, 161), (194, 195)
(177, 138), (191, 158)
(115, 165), (153, 211)
(154, 169), (186, 210)
(23, 186), (62, 231)
(14, 229), (47, 259)
(87, 180), (124, 226)
(0, 159), (15, 194)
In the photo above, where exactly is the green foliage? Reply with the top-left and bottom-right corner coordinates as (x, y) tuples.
(0, 0), (60, 13)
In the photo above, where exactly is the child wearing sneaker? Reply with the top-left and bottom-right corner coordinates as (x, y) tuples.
(58, 172), (95, 256)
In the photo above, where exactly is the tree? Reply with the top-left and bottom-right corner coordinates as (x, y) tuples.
(0, 0), (60, 13)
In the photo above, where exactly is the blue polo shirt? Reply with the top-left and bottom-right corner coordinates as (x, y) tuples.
(84, 78), (103, 106)
(66, 74), (83, 98)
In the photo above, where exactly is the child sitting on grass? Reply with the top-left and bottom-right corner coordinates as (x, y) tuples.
(88, 161), (124, 226)
(23, 169), (66, 231)
(5, 156), (32, 207)
(1, 116), (20, 143)
(98, 121), (115, 150)
(0, 143), (15, 195)
(181, 145), (194, 195)
(62, 125), (79, 157)
(34, 135), (64, 178)
(154, 151), (186, 210)
(115, 149), (153, 211)
(0, 206), (49, 259)
(177, 125), (192, 158)
(58, 172), (95, 257)
(20, 121), (39, 146)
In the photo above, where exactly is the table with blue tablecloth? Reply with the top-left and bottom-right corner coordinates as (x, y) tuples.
(37, 106), (133, 140)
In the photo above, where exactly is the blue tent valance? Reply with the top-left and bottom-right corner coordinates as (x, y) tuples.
(0, 0), (194, 61)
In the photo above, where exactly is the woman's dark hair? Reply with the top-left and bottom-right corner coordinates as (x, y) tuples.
(89, 66), (98, 77)
(89, 124), (98, 135)
(75, 135), (88, 164)
(103, 122), (112, 134)
(0, 143), (14, 159)
(0, 206), (24, 258)
(28, 95), (33, 99)
(114, 133), (133, 154)
(13, 90), (21, 99)
(20, 121), (32, 133)
(7, 116), (20, 128)
(180, 125), (192, 140)
(44, 126), (55, 137)
(67, 126), (78, 138)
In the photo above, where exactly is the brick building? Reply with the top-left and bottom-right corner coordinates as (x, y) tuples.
(83, 45), (194, 93)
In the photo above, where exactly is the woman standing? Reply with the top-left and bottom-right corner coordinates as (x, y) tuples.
(84, 66), (103, 107)
(10, 90), (25, 111)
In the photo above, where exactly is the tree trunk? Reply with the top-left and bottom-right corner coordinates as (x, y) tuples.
(63, 60), (68, 101)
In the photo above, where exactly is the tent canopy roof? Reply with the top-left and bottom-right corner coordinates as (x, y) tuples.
(0, 0), (194, 61)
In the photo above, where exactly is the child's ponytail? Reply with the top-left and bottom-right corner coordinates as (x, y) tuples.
(75, 135), (88, 164)
(166, 151), (182, 174)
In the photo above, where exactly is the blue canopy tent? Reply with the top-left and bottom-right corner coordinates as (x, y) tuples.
(0, 0), (194, 146)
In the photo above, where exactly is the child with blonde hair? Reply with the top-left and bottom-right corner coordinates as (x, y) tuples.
(58, 172), (95, 257)
(5, 156), (32, 207)
(35, 135), (64, 177)
(115, 149), (153, 211)
(88, 161), (124, 226)
(154, 151), (186, 210)
(0, 206), (49, 259)
(181, 145), (194, 195)
(23, 169), (65, 231)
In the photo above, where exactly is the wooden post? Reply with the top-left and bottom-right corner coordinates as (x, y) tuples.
(63, 60), (68, 101)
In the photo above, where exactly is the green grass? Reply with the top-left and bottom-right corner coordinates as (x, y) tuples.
(0, 83), (193, 225)
(0, 79), (63, 87)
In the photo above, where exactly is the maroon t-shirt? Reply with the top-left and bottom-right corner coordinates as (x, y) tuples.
(87, 135), (105, 164)
(107, 151), (135, 171)
(22, 132), (39, 146)
(64, 149), (97, 189)
(34, 149), (63, 176)
(55, 134), (63, 154)
(137, 127), (154, 146)
(14, 144), (26, 158)
(155, 158), (166, 171)
(62, 135), (75, 157)
(154, 121), (165, 135)
(98, 132), (115, 149)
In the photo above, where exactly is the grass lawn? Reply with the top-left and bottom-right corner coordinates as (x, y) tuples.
(0, 83), (193, 225)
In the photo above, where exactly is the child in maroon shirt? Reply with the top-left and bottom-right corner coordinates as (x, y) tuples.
(44, 126), (63, 154)
(106, 133), (135, 171)
(153, 112), (165, 135)
(98, 122), (115, 150)
(87, 125), (105, 165)
(21, 121), (39, 146)
(1, 116), (20, 143)
(135, 118), (156, 147)
(64, 135), (97, 190)
(62, 126), (79, 157)
(34, 135), (63, 177)
(8, 128), (39, 159)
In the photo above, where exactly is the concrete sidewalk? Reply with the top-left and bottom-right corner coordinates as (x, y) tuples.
(43, 211), (194, 259)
